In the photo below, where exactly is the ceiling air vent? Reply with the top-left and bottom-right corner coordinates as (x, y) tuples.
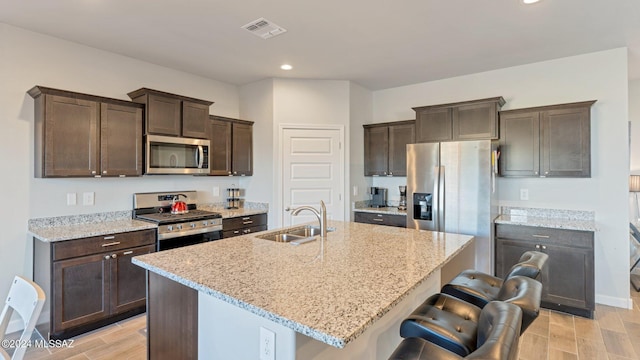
(241, 17), (287, 39)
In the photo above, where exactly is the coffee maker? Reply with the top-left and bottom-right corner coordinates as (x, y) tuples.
(369, 187), (387, 208)
(398, 186), (407, 210)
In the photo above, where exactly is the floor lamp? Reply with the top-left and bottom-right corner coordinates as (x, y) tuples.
(630, 175), (640, 291)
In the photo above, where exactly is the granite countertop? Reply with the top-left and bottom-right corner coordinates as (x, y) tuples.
(28, 205), (269, 242)
(495, 206), (597, 232)
(132, 220), (473, 348)
(29, 215), (157, 242)
(197, 204), (268, 218)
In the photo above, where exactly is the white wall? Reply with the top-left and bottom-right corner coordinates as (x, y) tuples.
(0, 24), (243, 303)
(239, 79), (276, 228)
(349, 82), (373, 218)
(371, 48), (630, 307)
(270, 79), (351, 226)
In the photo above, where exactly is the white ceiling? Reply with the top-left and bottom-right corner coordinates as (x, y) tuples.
(1, 0), (639, 90)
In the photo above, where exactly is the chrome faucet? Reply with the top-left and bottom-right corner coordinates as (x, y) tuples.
(286, 200), (328, 239)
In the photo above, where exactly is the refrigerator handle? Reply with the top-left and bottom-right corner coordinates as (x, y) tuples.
(438, 165), (445, 232)
(433, 166), (440, 232)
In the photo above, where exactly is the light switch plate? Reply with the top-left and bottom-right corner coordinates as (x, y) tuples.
(83, 192), (95, 206)
(66, 193), (76, 206)
(520, 189), (529, 201)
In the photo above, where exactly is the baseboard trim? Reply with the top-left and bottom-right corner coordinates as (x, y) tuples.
(596, 293), (633, 309)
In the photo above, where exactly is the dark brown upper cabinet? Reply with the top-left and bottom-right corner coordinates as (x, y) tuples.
(208, 115), (254, 176)
(29, 86), (143, 178)
(413, 97), (505, 143)
(364, 120), (415, 176)
(499, 101), (595, 178)
(127, 88), (213, 139)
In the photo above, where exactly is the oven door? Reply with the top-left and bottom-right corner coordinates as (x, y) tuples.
(157, 230), (222, 251)
(146, 135), (210, 175)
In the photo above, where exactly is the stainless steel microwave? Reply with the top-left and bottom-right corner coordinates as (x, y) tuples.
(145, 135), (210, 175)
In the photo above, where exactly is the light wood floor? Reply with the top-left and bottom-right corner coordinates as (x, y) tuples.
(14, 287), (640, 359)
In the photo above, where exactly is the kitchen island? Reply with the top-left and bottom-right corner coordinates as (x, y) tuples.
(132, 220), (475, 360)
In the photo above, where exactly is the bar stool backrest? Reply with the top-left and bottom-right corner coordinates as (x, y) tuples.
(505, 251), (548, 281)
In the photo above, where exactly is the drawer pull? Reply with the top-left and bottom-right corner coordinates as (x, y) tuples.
(373, 218), (384, 222)
(242, 217), (251, 220)
(532, 235), (550, 239)
(123, 251), (133, 255)
(243, 221), (253, 225)
(103, 236), (115, 240)
(101, 241), (121, 247)
(233, 230), (240, 234)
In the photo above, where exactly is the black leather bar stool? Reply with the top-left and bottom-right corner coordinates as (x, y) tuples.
(399, 276), (541, 356)
(442, 251), (548, 309)
(390, 301), (522, 360)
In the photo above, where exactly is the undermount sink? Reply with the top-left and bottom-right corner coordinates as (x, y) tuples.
(257, 225), (336, 244)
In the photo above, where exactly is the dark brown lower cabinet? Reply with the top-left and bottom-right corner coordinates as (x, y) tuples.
(354, 212), (406, 228)
(222, 213), (268, 238)
(495, 224), (594, 318)
(34, 229), (155, 339)
(148, 272), (198, 360)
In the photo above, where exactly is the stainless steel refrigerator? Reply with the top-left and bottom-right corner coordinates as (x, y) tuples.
(406, 140), (497, 274)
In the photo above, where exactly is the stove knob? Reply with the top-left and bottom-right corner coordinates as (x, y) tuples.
(167, 225), (173, 231)
(190, 223), (196, 228)
(176, 224), (183, 230)
(202, 221), (208, 226)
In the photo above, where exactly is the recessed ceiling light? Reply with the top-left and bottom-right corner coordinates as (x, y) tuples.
(280, 64), (293, 70)
(523, 0), (540, 4)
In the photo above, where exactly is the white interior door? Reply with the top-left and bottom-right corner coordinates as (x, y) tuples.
(282, 127), (344, 226)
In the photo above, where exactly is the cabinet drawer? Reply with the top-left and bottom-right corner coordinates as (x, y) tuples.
(222, 213), (267, 231)
(354, 212), (406, 228)
(53, 229), (156, 261)
(495, 224), (593, 249)
(223, 224), (268, 238)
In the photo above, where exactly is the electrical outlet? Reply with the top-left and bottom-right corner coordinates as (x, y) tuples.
(83, 192), (95, 206)
(213, 186), (220, 197)
(66, 193), (76, 206)
(520, 189), (529, 201)
(259, 327), (275, 360)
(353, 186), (358, 196)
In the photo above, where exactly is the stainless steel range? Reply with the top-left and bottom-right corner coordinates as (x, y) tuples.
(133, 191), (222, 251)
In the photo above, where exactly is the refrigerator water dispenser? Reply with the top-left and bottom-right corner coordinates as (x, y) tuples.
(413, 193), (432, 221)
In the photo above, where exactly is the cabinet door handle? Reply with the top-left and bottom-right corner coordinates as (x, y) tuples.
(373, 218), (384, 222)
(532, 235), (550, 239)
(535, 244), (540, 249)
(102, 170), (107, 174)
(541, 245), (547, 250)
(101, 241), (121, 247)
(111, 254), (117, 259)
(243, 229), (251, 234)
(104, 255), (110, 260)
(123, 251), (133, 255)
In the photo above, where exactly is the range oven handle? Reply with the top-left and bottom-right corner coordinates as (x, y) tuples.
(157, 226), (222, 240)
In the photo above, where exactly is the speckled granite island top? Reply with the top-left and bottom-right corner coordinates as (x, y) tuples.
(132, 220), (473, 348)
